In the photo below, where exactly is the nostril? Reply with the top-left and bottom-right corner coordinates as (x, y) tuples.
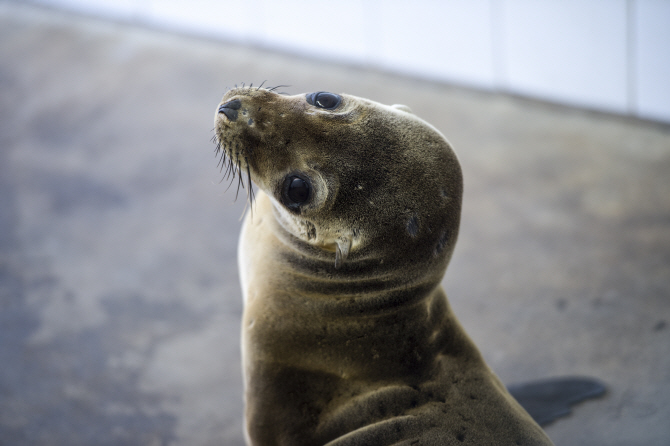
(218, 99), (242, 121)
(222, 99), (242, 110)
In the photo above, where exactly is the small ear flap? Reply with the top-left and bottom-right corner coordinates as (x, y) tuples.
(334, 236), (352, 269)
(392, 104), (413, 114)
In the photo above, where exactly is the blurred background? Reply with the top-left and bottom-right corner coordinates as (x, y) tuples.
(1, 1), (669, 445)
(23, 0), (670, 123)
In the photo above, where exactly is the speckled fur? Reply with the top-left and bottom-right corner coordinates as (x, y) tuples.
(214, 87), (553, 446)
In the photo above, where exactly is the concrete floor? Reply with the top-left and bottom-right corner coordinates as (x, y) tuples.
(1, 2), (669, 445)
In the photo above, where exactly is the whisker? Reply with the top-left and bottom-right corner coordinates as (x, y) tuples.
(234, 161), (244, 201)
(223, 157), (234, 180)
(268, 85), (290, 92)
(223, 169), (236, 190)
(247, 163), (255, 219)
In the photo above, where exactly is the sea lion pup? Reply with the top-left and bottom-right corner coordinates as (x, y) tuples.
(214, 86), (553, 446)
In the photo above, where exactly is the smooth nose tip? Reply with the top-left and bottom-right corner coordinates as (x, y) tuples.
(218, 98), (242, 121)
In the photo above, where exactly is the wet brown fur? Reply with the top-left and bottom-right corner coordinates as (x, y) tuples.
(213, 87), (553, 445)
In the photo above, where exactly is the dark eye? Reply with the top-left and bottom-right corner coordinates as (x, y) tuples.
(306, 92), (342, 110)
(282, 175), (311, 207)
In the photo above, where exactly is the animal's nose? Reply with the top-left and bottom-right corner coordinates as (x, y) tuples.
(218, 98), (241, 121)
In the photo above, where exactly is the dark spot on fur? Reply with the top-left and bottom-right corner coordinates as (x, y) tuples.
(295, 219), (316, 240)
(248, 118), (254, 125)
(433, 230), (450, 256)
(456, 429), (466, 442)
(406, 215), (419, 238)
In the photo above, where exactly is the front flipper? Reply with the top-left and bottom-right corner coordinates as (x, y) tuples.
(508, 376), (607, 426)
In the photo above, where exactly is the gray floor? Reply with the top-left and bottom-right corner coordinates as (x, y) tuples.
(1, 2), (669, 445)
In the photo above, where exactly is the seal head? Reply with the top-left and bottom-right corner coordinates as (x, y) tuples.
(215, 87), (461, 273)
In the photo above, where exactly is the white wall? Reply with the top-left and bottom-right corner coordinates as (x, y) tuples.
(31, 0), (670, 123)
